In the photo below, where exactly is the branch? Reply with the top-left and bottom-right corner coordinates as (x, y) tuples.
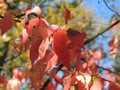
(40, 64), (64, 90)
(85, 20), (120, 44)
(97, 65), (120, 75)
(0, 14), (21, 22)
(103, 0), (120, 18)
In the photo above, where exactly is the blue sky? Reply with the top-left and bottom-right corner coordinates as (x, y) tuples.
(83, 0), (120, 21)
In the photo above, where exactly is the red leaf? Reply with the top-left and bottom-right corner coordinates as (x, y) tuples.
(30, 51), (54, 89)
(39, 37), (50, 59)
(46, 82), (57, 90)
(0, 12), (14, 35)
(46, 52), (58, 71)
(37, 18), (49, 40)
(30, 28), (42, 65)
(22, 6), (57, 39)
(22, 29), (29, 49)
(54, 73), (63, 84)
(108, 36), (119, 59)
(0, 76), (6, 84)
(21, 6), (41, 35)
(67, 28), (86, 49)
(76, 53), (84, 72)
(108, 82), (120, 90)
(30, 61), (46, 89)
(26, 17), (40, 34)
(62, 74), (72, 90)
(75, 81), (86, 90)
(64, 8), (71, 24)
(53, 30), (70, 69)
(38, 18), (58, 40)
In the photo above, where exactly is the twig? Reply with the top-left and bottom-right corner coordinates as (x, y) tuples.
(85, 20), (120, 44)
(97, 65), (120, 75)
(103, 0), (120, 18)
(0, 15), (22, 22)
(40, 64), (64, 90)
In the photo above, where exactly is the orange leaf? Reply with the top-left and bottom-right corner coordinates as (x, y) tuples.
(53, 30), (70, 69)
(0, 12), (14, 35)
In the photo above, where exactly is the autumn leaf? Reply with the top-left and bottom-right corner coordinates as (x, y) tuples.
(22, 29), (28, 46)
(21, 6), (41, 35)
(30, 62), (46, 89)
(46, 52), (58, 71)
(67, 28), (86, 49)
(108, 36), (118, 59)
(0, 12), (14, 35)
(0, 76), (6, 85)
(53, 29), (70, 69)
(76, 53), (84, 72)
(90, 76), (104, 90)
(75, 81), (86, 90)
(108, 82), (120, 90)
(37, 18), (58, 40)
(45, 82), (57, 90)
(64, 8), (71, 24)
(30, 51), (54, 89)
(31, 6), (41, 16)
(62, 74), (72, 90)
(30, 28), (42, 65)
(93, 50), (102, 60)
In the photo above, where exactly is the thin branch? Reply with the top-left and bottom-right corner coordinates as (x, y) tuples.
(0, 15), (22, 22)
(40, 64), (64, 90)
(85, 20), (120, 44)
(97, 65), (120, 75)
(103, 0), (120, 18)
(13, 13), (25, 18)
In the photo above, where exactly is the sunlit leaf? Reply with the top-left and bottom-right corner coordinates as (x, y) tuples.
(90, 77), (104, 90)
(53, 29), (70, 69)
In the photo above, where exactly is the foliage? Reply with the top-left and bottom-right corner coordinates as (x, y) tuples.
(0, 0), (120, 90)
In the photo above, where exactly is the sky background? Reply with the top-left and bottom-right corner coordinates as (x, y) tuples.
(83, 0), (120, 21)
